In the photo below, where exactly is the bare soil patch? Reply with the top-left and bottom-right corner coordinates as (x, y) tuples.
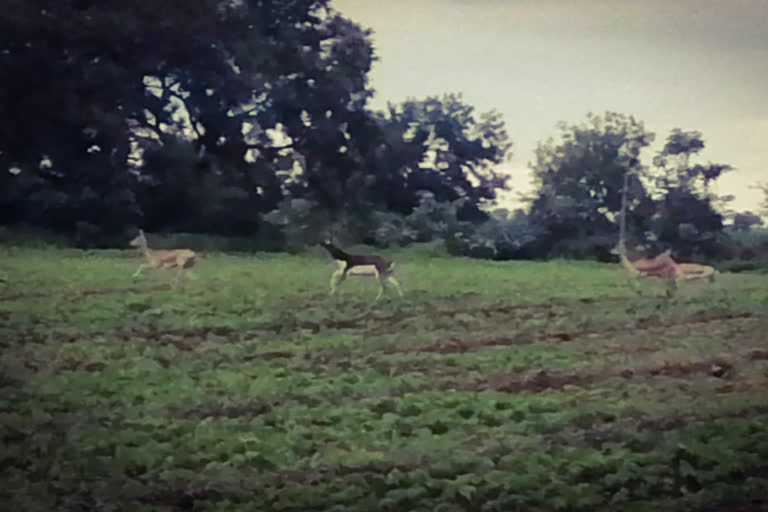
(747, 348), (768, 360)
(450, 356), (742, 394)
(183, 400), (274, 419)
(0, 284), (170, 302)
(386, 310), (753, 355)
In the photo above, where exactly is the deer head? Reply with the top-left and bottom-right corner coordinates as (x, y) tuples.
(129, 229), (147, 249)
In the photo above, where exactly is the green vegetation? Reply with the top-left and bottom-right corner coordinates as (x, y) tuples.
(2, 246), (768, 511)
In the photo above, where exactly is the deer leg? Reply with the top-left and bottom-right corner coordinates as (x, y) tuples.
(624, 274), (643, 295)
(329, 269), (346, 296)
(132, 263), (151, 279)
(375, 278), (384, 302)
(665, 278), (678, 298)
(171, 267), (184, 289)
(386, 276), (404, 297)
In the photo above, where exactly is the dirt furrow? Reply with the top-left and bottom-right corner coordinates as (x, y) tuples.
(448, 355), (740, 393)
(384, 310), (754, 354)
(174, 353), (767, 421)
(0, 283), (172, 302)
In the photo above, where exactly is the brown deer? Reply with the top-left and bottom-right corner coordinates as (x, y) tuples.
(614, 244), (717, 295)
(129, 230), (197, 287)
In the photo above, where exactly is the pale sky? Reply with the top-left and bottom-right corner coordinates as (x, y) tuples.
(331, 0), (768, 214)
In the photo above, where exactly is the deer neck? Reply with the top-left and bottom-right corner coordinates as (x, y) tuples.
(616, 245), (641, 275)
(323, 244), (349, 262)
(139, 242), (153, 260)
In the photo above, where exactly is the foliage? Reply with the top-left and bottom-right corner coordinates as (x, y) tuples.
(648, 129), (733, 259)
(262, 197), (332, 250)
(0, 0), (369, 233)
(402, 193), (473, 243)
(714, 227), (768, 272)
(761, 183), (768, 217)
(731, 211), (764, 231)
(443, 208), (547, 260)
(524, 116), (737, 261)
(0, 3), (515, 246)
(368, 94), (513, 218)
(650, 128), (732, 197)
(261, 192), (479, 251)
(527, 112), (656, 256)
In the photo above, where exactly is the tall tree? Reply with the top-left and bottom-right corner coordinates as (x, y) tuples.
(649, 129), (733, 258)
(528, 112), (655, 252)
(273, 92), (513, 220)
(651, 128), (732, 197)
(0, 0), (151, 235)
(137, 5), (378, 225)
(0, 0), (378, 241)
(367, 93), (512, 219)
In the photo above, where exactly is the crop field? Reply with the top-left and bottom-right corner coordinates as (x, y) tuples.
(1, 245), (768, 511)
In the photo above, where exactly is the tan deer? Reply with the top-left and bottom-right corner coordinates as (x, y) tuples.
(615, 171), (717, 296)
(614, 244), (717, 296)
(129, 229), (197, 287)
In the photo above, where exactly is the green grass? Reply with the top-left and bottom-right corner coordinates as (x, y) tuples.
(2, 245), (768, 511)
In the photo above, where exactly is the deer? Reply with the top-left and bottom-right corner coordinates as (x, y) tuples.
(614, 171), (717, 296)
(319, 240), (404, 301)
(614, 244), (717, 296)
(129, 229), (197, 287)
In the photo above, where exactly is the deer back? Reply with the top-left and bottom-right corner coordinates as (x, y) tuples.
(147, 249), (196, 269)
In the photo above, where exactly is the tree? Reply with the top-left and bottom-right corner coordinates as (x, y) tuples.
(528, 112), (655, 255)
(649, 129), (733, 258)
(651, 128), (732, 197)
(147, 7), (378, 224)
(265, 92), (514, 231)
(0, 0), (379, 242)
(732, 211), (764, 231)
(0, 0), (151, 238)
(2, 2), (516, 248)
(129, 1), (381, 234)
(366, 93), (513, 219)
(758, 182), (768, 217)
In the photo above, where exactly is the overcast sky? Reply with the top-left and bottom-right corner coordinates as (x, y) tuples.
(331, 0), (768, 213)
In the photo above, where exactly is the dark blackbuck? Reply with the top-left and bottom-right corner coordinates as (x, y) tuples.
(320, 240), (404, 301)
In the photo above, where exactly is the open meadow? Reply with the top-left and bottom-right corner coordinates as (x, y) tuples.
(2, 245), (768, 511)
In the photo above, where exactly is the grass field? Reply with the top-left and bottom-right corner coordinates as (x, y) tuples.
(2, 244), (768, 511)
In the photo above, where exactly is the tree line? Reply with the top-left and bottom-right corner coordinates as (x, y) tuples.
(1, 0), (765, 260)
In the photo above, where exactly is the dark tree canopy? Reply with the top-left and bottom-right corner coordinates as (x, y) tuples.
(524, 114), (735, 260)
(732, 211), (764, 231)
(1, 2), (514, 244)
(651, 128), (732, 197)
(648, 129), (732, 258)
(0, 0), (376, 237)
(365, 94), (512, 219)
(527, 112), (655, 251)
